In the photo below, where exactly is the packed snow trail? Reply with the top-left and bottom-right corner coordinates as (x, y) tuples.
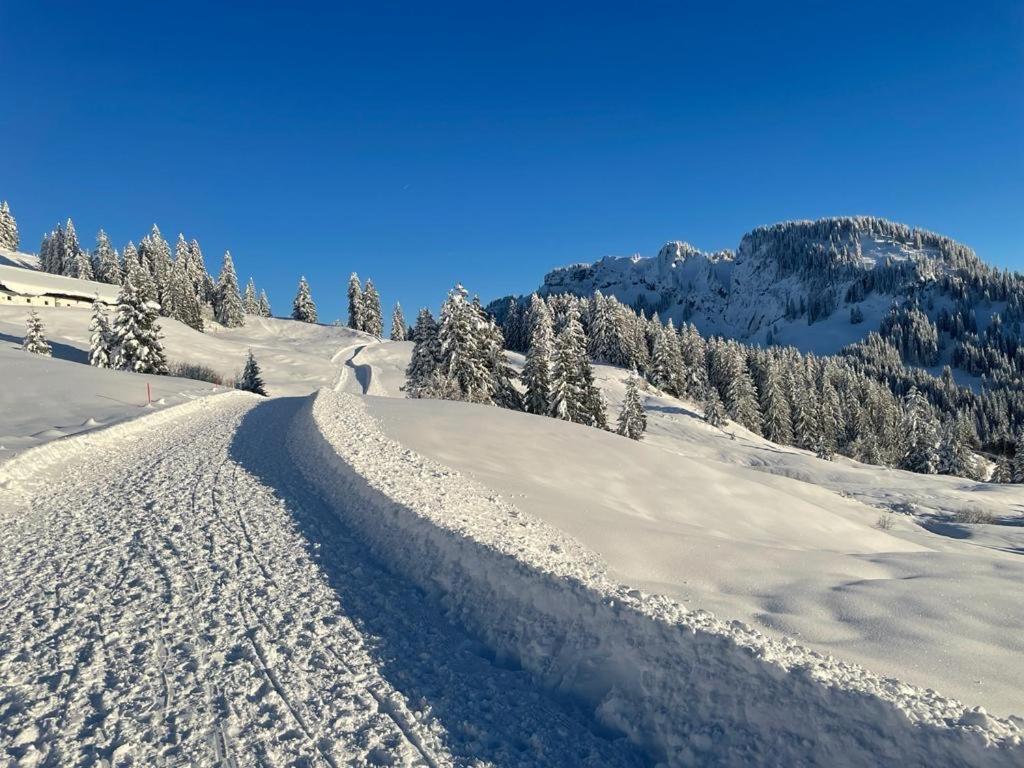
(0, 394), (644, 767)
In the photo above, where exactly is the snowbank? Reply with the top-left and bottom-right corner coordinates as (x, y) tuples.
(290, 388), (1022, 767)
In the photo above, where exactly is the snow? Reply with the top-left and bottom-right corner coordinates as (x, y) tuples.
(0, 264), (120, 304)
(0, 390), (646, 765)
(2, 290), (1023, 764)
(339, 343), (1024, 718)
(294, 388), (1021, 765)
(0, 248), (40, 270)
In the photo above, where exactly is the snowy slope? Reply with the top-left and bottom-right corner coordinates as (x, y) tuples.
(0, 247), (40, 270)
(340, 340), (1024, 718)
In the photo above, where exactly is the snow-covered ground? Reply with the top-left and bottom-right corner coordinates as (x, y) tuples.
(345, 343), (1024, 719)
(2, 287), (1023, 764)
(0, 304), (375, 454)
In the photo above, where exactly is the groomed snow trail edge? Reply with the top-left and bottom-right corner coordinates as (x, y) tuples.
(292, 389), (1023, 768)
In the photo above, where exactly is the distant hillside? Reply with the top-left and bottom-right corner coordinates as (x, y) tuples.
(517, 217), (1023, 391)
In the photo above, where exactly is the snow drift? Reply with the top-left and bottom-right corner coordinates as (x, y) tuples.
(290, 388), (1022, 767)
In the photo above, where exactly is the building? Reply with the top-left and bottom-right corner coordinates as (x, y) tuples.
(0, 263), (120, 308)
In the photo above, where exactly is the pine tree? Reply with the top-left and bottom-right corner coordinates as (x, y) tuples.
(436, 284), (492, 402)
(900, 386), (939, 474)
(22, 311), (51, 356)
(617, 374), (647, 440)
(291, 276), (318, 323)
(347, 273), (364, 330)
(92, 230), (122, 285)
(937, 415), (977, 478)
(186, 239), (214, 304)
(166, 253), (204, 332)
(214, 251), (245, 327)
(390, 302), (406, 341)
(243, 278), (258, 314)
(362, 279), (383, 336)
(237, 349), (268, 396)
(523, 295), (555, 415)
(0, 200), (19, 250)
(111, 277), (168, 374)
(405, 307), (442, 397)
(258, 290), (272, 317)
(39, 229), (59, 273)
(88, 300), (112, 368)
(1012, 433), (1024, 484)
(64, 219), (93, 280)
(991, 455), (1012, 484)
(702, 382), (726, 428)
(550, 303), (600, 425)
(760, 359), (794, 444)
(140, 225), (172, 308)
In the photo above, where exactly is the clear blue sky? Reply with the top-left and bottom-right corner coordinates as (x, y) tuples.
(2, 1), (1021, 323)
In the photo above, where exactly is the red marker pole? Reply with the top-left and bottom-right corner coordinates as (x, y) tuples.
(147, 382), (152, 404)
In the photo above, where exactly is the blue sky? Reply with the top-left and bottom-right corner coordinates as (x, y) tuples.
(2, 1), (1021, 324)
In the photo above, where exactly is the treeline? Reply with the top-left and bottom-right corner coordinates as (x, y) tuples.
(404, 286), (647, 440)
(36, 219), (272, 332)
(495, 290), (1024, 481)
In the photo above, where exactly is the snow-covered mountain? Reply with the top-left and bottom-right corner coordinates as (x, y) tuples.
(537, 217), (1000, 355)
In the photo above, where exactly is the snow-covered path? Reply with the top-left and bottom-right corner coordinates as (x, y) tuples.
(0, 394), (644, 767)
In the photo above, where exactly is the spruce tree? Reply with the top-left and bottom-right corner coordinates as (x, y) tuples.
(937, 415), (977, 478)
(702, 382), (726, 428)
(292, 276), (318, 323)
(237, 349), (268, 396)
(243, 278), (258, 314)
(405, 307), (442, 397)
(22, 311), (52, 356)
(1012, 433), (1024, 484)
(760, 359), (794, 444)
(93, 230), (122, 285)
(523, 295), (555, 415)
(214, 251), (245, 327)
(991, 455), (1012, 484)
(347, 273), (364, 330)
(390, 302), (407, 341)
(167, 254), (204, 332)
(140, 225), (172, 308)
(111, 277), (168, 374)
(187, 239), (214, 304)
(362, 279), (383, 336)
(64, 219), (94, 280)
(0, 201), (19, 250)
(88, 300), (112, 368)
(617, 374), (647, 440)
(550, 303), (602, 425)
(436, 284), (492, 402)
(900, 387), (939, 474)
(258, 290), (272, 317)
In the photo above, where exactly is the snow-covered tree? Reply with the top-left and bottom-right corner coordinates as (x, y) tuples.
(22, 310), (51, 356)
(390, 302), (406, 341)
(0, 200), (18, 250)
(1012, 433), (1024, 484)
(436, 284), (492, 402)
(111, 277), (168, 374)
(347, 273), (364, 330)
(991, 454), (1012, 484)
(617, 374), (647, 440)
(937, 415), (977, 478)
(186, 239), (214, 304)
(550, 303), (605, 426)
(166, 252), (204, 332)
(243, 278), (258, 314)
(900, 387), (939, 474)
(702, 382), (725, 428)
(292, 276), (318, 323)
(39, 228), (62, 273)
(523, 294), (554, 415)
(362, 279), (383, 337)
(405, 307), (442, 397)
(214, 251), (245, 327)
(88, 300), (112, 368)
(64, 219), (93, 280)
(139, 225), (172, 308)
(92, 230), (122, 285)
(760, 358), (794, 444)
(258, 290), (272, 317)
(237, 349), (267, 396)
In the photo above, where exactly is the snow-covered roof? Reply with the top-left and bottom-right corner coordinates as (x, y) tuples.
(0, 264), (120, 303)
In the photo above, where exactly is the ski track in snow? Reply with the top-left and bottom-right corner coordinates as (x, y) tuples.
(0, 393), (644, 767)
